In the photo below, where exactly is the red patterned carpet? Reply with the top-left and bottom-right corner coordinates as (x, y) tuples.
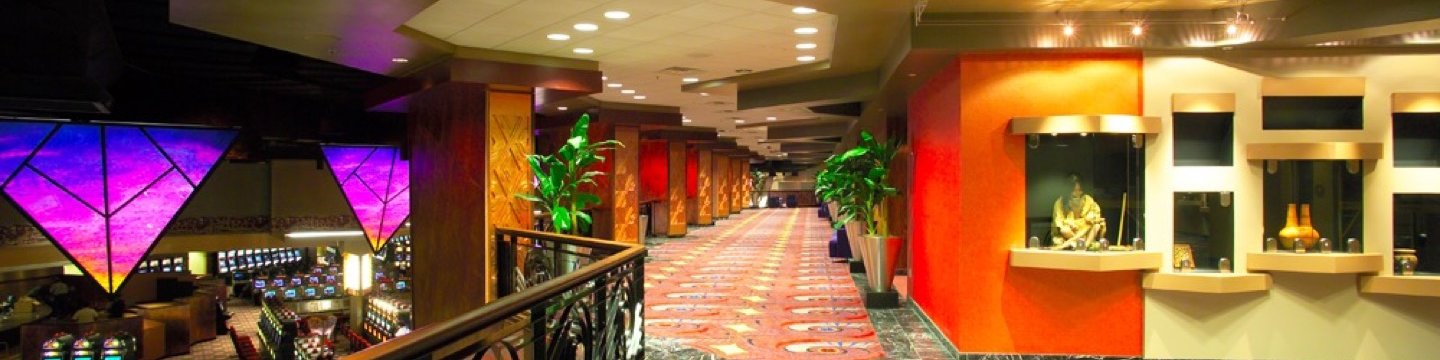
(644, 208), (884, 359)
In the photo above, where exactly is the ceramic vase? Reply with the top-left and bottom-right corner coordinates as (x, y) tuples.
(1297, 204), (1321, 249)
(1395, 248), (1419, 276)
(1278, 204), (1303, 250)
(863, 235), (902, 293)
(1279, 203), (1321, 251)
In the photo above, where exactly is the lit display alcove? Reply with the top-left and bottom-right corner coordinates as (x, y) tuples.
(1245, 143), (1383, 274)
(1008, 115), (1162, 271)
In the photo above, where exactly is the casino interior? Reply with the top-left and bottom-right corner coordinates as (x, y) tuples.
(2, 1), (1440, 359)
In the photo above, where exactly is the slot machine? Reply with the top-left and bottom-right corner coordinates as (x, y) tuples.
(70, 333), (104, 360)
(322, 285), (338, 298)
(282, 288), (299, 301)
(40, 332), (74, 360)
(307, 275), (320, 285)
(394, 278), (410, 292)
(101, 332), (136, 360)
(261, 288), (278, 299)
(290, 275), (303, 287)
(303, 286), (319, 299)
(271, 276), (286, 288)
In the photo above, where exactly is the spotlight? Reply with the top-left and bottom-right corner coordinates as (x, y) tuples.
(1226, 23), (1238, 35)
(1062, 24), (1076, 37)
(1131, 24), (1144, 36)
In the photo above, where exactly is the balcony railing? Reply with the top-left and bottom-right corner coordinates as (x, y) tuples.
(346, 227), (647, 360)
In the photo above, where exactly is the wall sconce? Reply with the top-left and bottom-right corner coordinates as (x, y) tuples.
(343, 253), (375, 294)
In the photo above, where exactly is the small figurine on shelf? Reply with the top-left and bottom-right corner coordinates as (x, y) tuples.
(1051, 175), (1107, 251)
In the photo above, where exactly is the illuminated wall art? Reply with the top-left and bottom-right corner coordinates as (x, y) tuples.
(321, 145), (410, 253)
(0, 119), (236, 293)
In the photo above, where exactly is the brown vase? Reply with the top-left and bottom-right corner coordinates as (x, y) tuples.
(1297, 204), (1321, 250)
(1278, 203), (1303, 250)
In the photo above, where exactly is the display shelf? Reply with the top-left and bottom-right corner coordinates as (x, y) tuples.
(1009, 249), (1162, 272)
(1246, 252), (1383, 274)
(1245, 142), (1382, 160)
(1009, 115), (1161, 135)
(1359, 275), (1440, 297)
(1143, 272), (1272, 294)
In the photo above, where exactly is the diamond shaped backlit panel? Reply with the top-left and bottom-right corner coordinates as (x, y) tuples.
(0, 119), (235, 293)
(322, 145), (410, 253)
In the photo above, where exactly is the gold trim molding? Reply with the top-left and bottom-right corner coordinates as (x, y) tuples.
(1173, 93), (1236, 113)
(1009, 115), (1161, 135)
(1245, 142), (1383, 160)
(1393, 93), (1440, 113)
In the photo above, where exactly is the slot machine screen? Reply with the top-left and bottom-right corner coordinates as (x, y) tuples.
(303, 287), (317, 298)
(104, 356), (122, 360)
(272, 278), (285, 287)
(323, 286), (337, 296)
(395, 280), (408, 291)
(253, 279), (266, 289)
(324, 274), (337, 284)
(262, 289), (277, 299)
(290, 277), (303, 286)
(308, 275), (320, 284)
(283, 288), (297, 300)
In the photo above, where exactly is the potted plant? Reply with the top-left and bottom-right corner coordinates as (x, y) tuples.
(517, 114), (623, 235)
(750, 170), (767, 208)
(830, 131), (901, 293)
(816, 153), (862, 262)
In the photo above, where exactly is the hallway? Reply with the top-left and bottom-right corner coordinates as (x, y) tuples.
(642, 208), (927, 359)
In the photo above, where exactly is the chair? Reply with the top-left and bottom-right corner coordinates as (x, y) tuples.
(228, 326), (260, 360)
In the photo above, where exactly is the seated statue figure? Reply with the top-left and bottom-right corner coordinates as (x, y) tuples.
(1052, 175), (1107, 250)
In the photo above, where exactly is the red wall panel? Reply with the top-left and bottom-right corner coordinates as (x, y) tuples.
(639, 140), (668, 203)
(908, 53), (1144, 356)
(685, 148), (699, 198)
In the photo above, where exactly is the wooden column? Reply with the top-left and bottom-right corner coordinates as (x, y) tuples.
(665, 140), (687, 237)
(588, 123), (640, 244)
(408, 83), (534, 327)
(690, 147), (714, 225)
(714, 154), (731, 218)
(741, 160), (752, 209)
(730, 155), (745, 212)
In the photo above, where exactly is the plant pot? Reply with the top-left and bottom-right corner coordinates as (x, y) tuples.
(863, 235), (902, 293)
(845, 220), (866, 263)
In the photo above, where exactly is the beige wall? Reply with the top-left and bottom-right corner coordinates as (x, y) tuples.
(270, 159), (353, 218)
(1143, 54), (1440, 360)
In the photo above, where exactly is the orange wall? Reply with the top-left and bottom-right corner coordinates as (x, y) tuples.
(908, 53), (1144, 356)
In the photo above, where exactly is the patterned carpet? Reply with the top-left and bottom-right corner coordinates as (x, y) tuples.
(643, 208), (884, 359)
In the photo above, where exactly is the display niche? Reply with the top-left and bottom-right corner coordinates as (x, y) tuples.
(1262, 160), (1364, 252)
(1393, 194), (1440, 275)
(1174, 192), (1235, 271)
(1026, 132), (1145, 251)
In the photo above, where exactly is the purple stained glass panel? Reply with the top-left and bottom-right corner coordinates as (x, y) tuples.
(0, 120), (235, 292)
(322, 145), (411, 253)
(0, 121), (55, 184)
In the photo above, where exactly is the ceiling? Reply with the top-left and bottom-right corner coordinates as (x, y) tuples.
(921, 0), (1271, 13)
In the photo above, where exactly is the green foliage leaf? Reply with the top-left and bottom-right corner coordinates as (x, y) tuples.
(572, 114), (592, 140)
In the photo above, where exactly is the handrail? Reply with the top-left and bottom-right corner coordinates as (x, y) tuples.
(345, 227), (646, 360)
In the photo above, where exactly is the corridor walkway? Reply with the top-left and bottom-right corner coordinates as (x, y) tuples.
(643, 208), (883, 359)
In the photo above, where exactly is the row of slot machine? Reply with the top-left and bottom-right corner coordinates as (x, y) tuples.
(218, 248), (306, 275)
(40, 332), (135, 360)
(254, 266), (344, 301)
(134, 255), (187, 274)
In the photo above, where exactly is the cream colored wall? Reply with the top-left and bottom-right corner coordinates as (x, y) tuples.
(1143, 54), (1440, 360)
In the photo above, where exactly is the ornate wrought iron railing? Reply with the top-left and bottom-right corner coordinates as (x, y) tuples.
(346, 227), (646, 360)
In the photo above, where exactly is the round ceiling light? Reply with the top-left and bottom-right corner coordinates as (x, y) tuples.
(621, 89), (635, 94)
(608, 83), (623, 88)
(633, 95), (647, 100)
(547, 33), (570, 41)
(558, 106), (568, 111)
(682, 77), (700, 83)
(573, 48), (594, 54)
(390, 57), (409, 63)
(792, 7), (817, 15)
(604, 11), (630, 19)
(795, 42), (817, 49)
(1062, 24), (1076, 37)
(794, 27), (819, 35)
(1131, 24), (1144, 36)
(796, 55), (817, 62)
(574, 23), (599, 32)
(734, 119), (746, 124)
(766, 116), (777, 121)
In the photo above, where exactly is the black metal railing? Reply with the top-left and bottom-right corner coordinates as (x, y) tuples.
(347, 228), (647, 360)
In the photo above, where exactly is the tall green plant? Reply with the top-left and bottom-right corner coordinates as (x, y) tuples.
(516, 114), (624, 235)
(817, 131), (899, 236)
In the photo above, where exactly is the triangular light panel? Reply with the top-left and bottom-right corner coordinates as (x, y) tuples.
(322, 145), (410, 253)
(0, 120), (236, 293)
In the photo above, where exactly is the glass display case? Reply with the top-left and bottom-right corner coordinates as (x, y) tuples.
(1262, 160), (1364, 252)
(1174, 192), (1235, 271)
(1393, 194), (1440, 275)
(1025, 133), (1145, 251)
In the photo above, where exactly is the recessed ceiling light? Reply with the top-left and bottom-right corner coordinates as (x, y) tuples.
(608, 83), (623, 88)
(700, 92), (710, 96)
(1226, 23), (1239, 35)
(796, 43), (817, 50)
(573, 48), (594, 54)
(634, 95), (647, 100)
(793, 7), (817, 15)
(574, 23), (599, 32)
(735, 119), (746, 124)
(682, 77), (700, 83)
(621, 89), (635, 94)
(547, 33), (570, 41)
(794, 27), (819, 35)
(1131, 24), (1144, 36)
(766, 117), (777, 121)
(683, 118), (693, 123)
(796, 55), (817, 62)
(390, 57), (409, 63)
(604, 11), (630, 19)
(1062, 24), (1076, 37)
(558, 106), (569, 111)
(602, 76), (608, 80)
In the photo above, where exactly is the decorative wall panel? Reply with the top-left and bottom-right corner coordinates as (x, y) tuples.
(0, 119), (235, 293)
(715, 155), (730, 217)
(667, 141), (687, 236)
(321, 145), (411, 253)
(486, 89), (535, 295)
(611, 126), (640, 243)
(697, 149), (713, 225)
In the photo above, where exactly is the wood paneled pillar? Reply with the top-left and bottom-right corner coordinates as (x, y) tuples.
(665, 140), (687, 237)
(714, 154), (731, 218)
(589, 123), (640, 244)
(730, 155), (745, 211)
(408, 83), (533, 327)
(690, 147), (713, 225)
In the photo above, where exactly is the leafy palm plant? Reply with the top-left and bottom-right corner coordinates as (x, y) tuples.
(818, 131), (899, 236)
(516, 114), (624, 235)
